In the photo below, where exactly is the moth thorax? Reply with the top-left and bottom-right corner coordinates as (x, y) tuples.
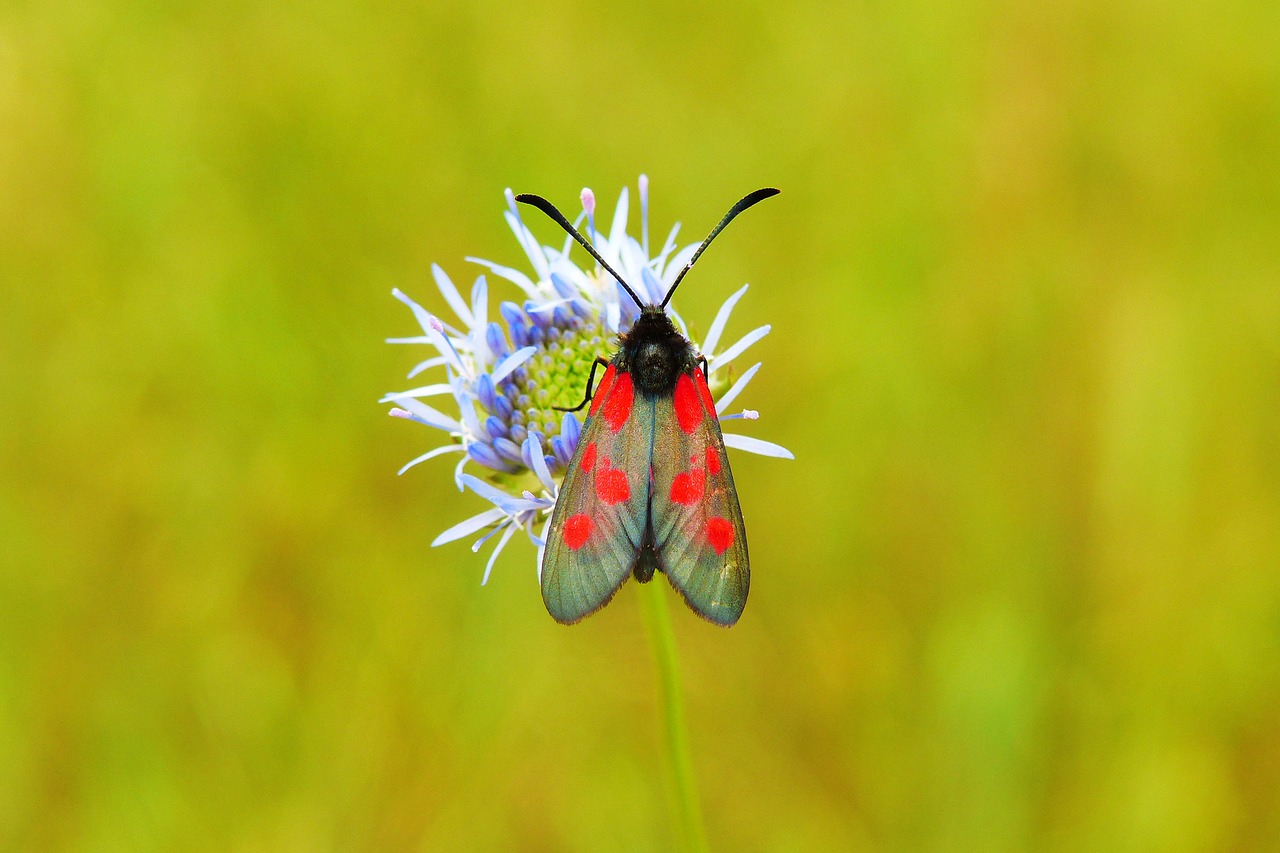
(632, 339), (679, 394)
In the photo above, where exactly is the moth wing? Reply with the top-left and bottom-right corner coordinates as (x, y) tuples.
(650, 369), (750, 626)
(541, 365), (653, 624)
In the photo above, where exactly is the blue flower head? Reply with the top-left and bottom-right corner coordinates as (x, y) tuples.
(383, 177), (792, 583)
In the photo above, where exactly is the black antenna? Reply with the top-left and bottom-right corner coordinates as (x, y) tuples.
(514, 193), (645, 310)
(660, 187), (780, 309)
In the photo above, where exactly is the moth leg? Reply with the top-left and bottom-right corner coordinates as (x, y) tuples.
(554, 356), (612, 413)
(697, 354), (709, 378)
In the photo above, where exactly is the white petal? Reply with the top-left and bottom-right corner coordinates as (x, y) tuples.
(481, 523), (519, 585)
(392, 398), (462, 432)
(524, 512), (547, 546)
(471, 275), (488, 330)
(454, 388), (488, 441)
(504, 210), (551, 283)
(393, 289), (467, 374)
(432, 264), (475, 328)
(535, 514), (552, 582)
(700, 284), (749, 357)
(524, 434), (556, 494)
(467, 257), (538, 297)
(660, 242), (699, 290)
(433, 507), (508, 547)
(379, 383), (454, 403)
(470, 524), (503, 553)
(722, 433), (794, 459)
(386, 336), (431, 345)
(714, 362), (761, 415)
(669, 306), (688, 338)
(525, 298), (572, 315)
(407, 356), (448, 378)
(607, 186), (629, 250)
(560, 208), (590, 258)
(708, 324), (770, 374)
(654, 223), (681, 268)
(391, 288), (435, 335)
(453, 453), (469, 490)
(548, 256), (590, 291)
(490, 346), (537, 384)
(441, 334), (474, 352)
(459, 473), (540, 514)
(640, 264), (665, 305)
(398, 444), (465, 476)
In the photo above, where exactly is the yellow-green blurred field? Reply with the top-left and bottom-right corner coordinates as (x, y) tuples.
(3, 1), (1279, 850)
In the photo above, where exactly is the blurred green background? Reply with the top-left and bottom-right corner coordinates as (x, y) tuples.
(3, 0), (1279, 849)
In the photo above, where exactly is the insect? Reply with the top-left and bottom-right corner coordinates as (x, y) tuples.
(515, 187), (780, 626)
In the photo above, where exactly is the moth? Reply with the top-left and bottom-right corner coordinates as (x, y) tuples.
(515, 188), (779, 626)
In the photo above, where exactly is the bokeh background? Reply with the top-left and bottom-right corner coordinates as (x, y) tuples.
(3, 1), (1278, 849)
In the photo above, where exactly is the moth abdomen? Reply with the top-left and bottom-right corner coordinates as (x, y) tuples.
(632, 544), (660, 583)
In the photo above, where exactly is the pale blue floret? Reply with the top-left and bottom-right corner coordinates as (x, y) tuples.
(385, 178), (792, 583)
(485, 324), (507, 358)
(476, 374), (500, 414)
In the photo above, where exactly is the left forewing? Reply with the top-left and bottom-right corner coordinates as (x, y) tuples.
(542, 366), (653, 623)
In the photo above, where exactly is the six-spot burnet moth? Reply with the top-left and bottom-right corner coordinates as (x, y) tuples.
(514, 187), (780, 626)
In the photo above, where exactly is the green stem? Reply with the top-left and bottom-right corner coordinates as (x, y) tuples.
(639, 581), (709, 853)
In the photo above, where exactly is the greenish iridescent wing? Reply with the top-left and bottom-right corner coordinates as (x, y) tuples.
(650, 369), (750, 626)
(541, 365), (653, 624)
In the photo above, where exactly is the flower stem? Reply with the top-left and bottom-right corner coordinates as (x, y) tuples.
(639, 581), (709, 853)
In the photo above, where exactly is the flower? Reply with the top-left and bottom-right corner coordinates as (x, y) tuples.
(383, 177), (793, 584)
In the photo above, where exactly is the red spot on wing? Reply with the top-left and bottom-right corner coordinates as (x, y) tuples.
(595, 462), (631, 505)
(602, 372), (634, 433)
(695, 369), (716, 416)
(589, 365), (616, 416)
(673, 374), (701, 434)
(706, 517), (734, 555)
(580, 441), (597, 472)
(669, 469), (706, 505)
(705, 446), (722, 475)
(564, 514), (593, 550)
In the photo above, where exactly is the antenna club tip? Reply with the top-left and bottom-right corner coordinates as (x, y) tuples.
(579, 188), (596, 215)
